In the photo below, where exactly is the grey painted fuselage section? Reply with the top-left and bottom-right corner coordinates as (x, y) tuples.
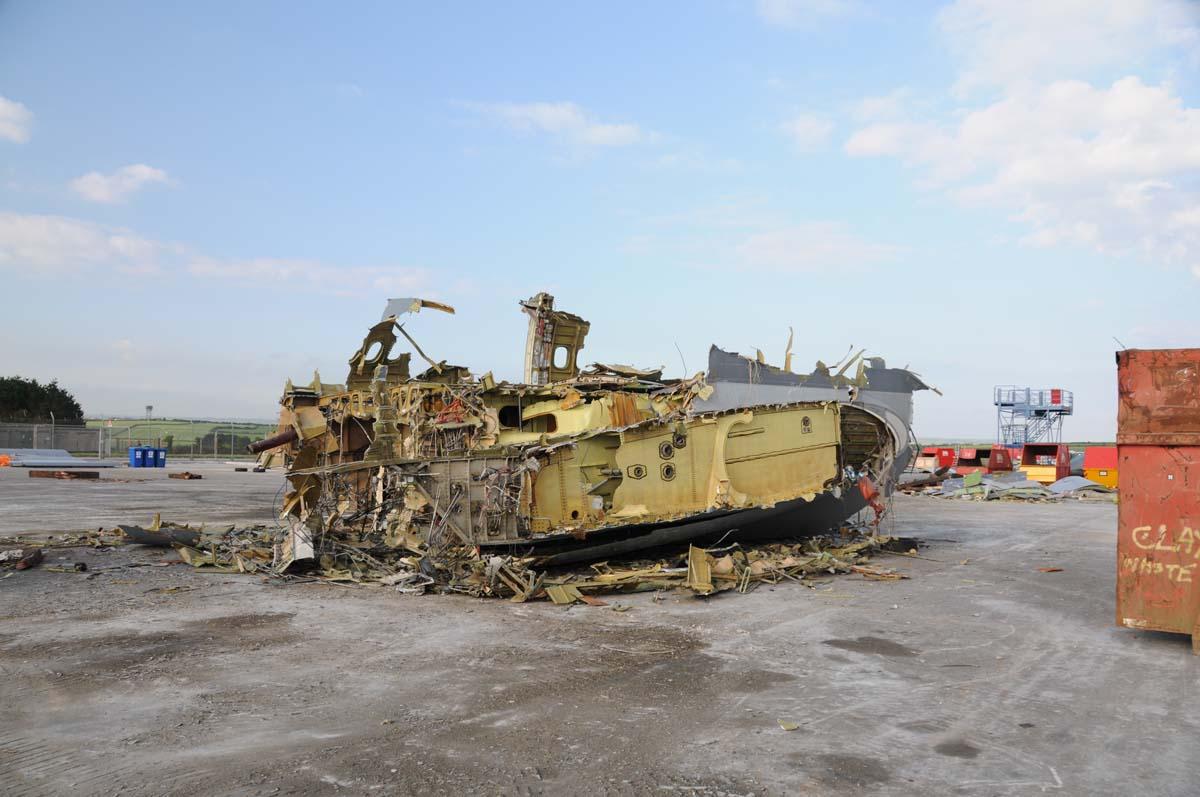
(696, 346), (929, 456)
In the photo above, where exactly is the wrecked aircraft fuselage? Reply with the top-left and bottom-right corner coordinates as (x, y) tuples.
(251, 294), (929, 571)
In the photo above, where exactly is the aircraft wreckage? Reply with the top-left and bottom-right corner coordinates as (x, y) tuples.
(248, 293), (934, 574)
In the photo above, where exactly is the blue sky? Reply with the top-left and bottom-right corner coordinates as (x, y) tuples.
(2, 1), (1198, 439)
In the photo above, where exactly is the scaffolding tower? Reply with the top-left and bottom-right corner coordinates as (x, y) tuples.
(994, 386), (1073, 446)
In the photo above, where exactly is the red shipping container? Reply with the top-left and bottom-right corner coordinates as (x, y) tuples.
(1116, 349), (1200, 652)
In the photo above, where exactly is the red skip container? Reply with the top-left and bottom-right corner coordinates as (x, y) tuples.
(1116, 348), (1200, 652)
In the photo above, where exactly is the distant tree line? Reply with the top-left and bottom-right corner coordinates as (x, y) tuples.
(0, 376), (84, 424)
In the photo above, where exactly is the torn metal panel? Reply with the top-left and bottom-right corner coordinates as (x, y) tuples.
(700, 346), (931, 428)
(118, 525), (201, 547)
(274, 522), (315, 571)
(685, 545), (714, 595)
(521, 292), (590, 385)
(381, 297), (456, 321)
(347, 320), (412, 390)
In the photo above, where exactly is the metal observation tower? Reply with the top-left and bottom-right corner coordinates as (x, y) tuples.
(994, 386), (1073, 445)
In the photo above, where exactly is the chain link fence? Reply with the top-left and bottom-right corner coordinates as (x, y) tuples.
(0, 421), (267, 460)
(0, 422), (106, 456)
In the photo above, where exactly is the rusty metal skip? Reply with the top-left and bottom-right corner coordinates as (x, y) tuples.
(1116, 348), (1200, 653)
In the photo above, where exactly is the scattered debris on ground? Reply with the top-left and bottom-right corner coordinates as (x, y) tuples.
(0, 528), (125, 550)
(28, 469), (101, 480)
(110, 514), (914, 603)
(898, 470), (950, 493)
(0, 548), (28, 565)
(0, 548), (44, 571)
(168, 471), (204, 480)
(904, 470), (1116, 502)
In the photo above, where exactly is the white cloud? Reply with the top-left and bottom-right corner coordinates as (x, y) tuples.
(851, 88), (913, 122)
(848, 77), (1200, 266)
(70, 164), (170, 203)
(780, 113), (833, 150)
(845, 121), (927, 158)
(937, 0), (1199, 94)
(1173, 206), (1200, 230)
(735, 222), (896, 271)
(0, 211), (431, 293)
(846, 0), (1200, 272)
(463, 101), (647, 147)
(0, 95), (33, 143)
(0, 212), (162, 273)
(756, 0), (856, 27)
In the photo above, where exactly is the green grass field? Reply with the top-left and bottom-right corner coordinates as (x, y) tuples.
(85, 419), (276, 445)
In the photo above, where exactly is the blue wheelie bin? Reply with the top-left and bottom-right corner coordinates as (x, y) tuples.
(155, 448), (167, 468)
(129, 447), (144, 468)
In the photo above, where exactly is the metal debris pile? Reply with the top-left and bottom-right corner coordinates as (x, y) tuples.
(911, 471), (1116, 502)
(116, 515), (278, 573)
(0, 528), (125, 550)
(115, 518), (912, 603)
(246, 292), (912, 580)
(1, 526), (146, 577)
(532, 536), (912, 605)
